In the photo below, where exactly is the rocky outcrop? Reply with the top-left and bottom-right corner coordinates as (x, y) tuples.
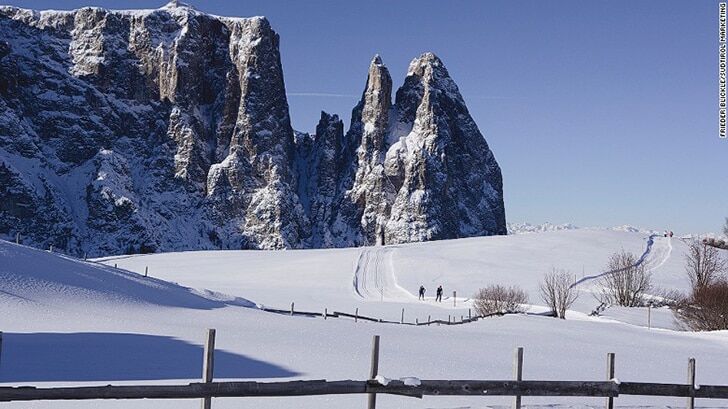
(0, 3), (505, 256)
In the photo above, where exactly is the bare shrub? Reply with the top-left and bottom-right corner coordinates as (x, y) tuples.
(539, 269), (578, 319)
(674, 280), (728, 331)
(686, 240), (727, 291)
(473, 285), (528, 316)
(597, 250), (651, 307)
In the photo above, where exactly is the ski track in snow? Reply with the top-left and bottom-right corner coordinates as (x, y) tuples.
(571, 235), (672, 288)
(353, 246), (413, 301)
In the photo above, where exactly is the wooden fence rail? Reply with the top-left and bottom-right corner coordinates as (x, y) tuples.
(3, 379), (728, 402)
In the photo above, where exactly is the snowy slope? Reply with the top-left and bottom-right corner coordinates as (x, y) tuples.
(1, 230), (727, 409)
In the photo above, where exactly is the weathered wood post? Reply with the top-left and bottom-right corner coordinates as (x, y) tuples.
(453, 291), (457, 307)
(201, 329), (215, 409)
(606, 353), (615, 409)
(290, 302), (294, 315)
(687, 357), (696, 409)
(513, 346), (524, 409)
(367, 335), (380, 409)
(355, 308), (359, 323)
(400, 308), (404, 324)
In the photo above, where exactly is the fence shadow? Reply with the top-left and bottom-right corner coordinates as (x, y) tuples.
(0, 332), (299, 382)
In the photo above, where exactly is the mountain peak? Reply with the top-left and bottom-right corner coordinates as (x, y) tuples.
(406, 52), (447, 78)
(161, 0), (196, 10)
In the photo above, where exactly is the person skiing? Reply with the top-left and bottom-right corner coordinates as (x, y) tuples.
(418, 285), (426, 300)
(436, 285), (443, 302)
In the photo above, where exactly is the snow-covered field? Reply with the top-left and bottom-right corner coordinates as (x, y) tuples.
(1, 229), (727, 409)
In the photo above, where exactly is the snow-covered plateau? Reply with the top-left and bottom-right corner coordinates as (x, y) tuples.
(1, 228), (727, 409)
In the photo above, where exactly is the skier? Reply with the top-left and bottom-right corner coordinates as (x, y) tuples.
(418, 285), (426, 300)
(436, 285), (443, 302)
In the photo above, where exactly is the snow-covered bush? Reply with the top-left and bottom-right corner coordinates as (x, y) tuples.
(473, 285), (528, 316)
(596, 250), (651, 307)
(539, 269), (578, 319)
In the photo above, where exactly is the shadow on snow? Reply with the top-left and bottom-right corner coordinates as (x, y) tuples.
(0, 332), (299, 382)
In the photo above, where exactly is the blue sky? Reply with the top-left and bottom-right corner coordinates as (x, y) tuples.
(8, 0), (726, 233)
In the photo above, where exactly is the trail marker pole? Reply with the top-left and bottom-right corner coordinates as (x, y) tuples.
(687, 358), (696, 409)
(201, 329), (215, 409)
(367, 335), (380, 409)
(606, 353), (615, 409)
(647, 303), (652, 330)
(513, 347), (523, 409)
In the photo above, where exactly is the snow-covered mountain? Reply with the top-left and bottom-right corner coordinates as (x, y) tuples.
(0, 3), (506, 256)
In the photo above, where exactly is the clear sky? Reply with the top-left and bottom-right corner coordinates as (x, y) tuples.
(7, 0), (726, 234)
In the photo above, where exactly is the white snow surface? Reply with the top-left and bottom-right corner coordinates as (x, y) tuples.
(1, 230), (727, 409)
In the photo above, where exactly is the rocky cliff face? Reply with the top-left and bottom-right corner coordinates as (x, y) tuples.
(0, 3), (506, 256)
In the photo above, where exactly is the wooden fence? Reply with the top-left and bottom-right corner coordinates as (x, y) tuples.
(260, 302), (483, 326)
(0, 331), (723, 409)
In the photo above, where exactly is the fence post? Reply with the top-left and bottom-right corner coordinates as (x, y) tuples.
(144, 266), (148, 277)
(427, 315), (431, 326)
(291, 302), (294, 316)
(453, 291), (457, 307)
(355, 308), (359, 323)
(201, 329), (216, 409)
(324, 308), (327, 320)
(114, 263), (117, 269)
(400, 308), (404, 324)
(606, 353), (615, 409)
(448, 315), (451, 324)
(416, 318), (419, 325)
(513, 346), (523, 409)
(367, 335), (380, 409)
(687, 357), (696, 409)
(469, 308), (472, 319)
